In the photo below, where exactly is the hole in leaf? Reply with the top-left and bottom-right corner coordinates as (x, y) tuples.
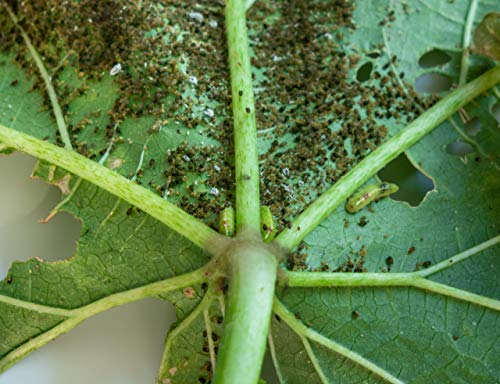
(418, 49), (451, 68)
(446, 141), (475, 156)
(367, 51), (381, 59)
(491, 102), (500, 124)
(0, 153), (81, 279)
(2, 297), (176, 383)
(378, 153), (434, 207)
(414, 73), (452, 93)
(356, 62), (373, 82)
(464, 117), (481, 136)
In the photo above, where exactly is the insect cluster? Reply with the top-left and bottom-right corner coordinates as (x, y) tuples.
(2, 0), (437, 274)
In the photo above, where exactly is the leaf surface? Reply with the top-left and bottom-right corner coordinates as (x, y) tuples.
(0, 0), (499, 382)
(246, 1), (500, 382)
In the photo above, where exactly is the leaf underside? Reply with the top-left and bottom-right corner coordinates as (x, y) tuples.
(0, 0), (499, 383)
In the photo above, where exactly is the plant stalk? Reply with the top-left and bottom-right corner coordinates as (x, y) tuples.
(213, 243), (277, 384)
(225, 0), (260, 237)
(285, 272), (500, 311)
(0, 124), (224, 250)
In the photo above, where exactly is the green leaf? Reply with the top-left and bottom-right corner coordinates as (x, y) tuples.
(0, 1), (218, 365)
(274, 289), (500, 383)
(157, 286), (224, 384)
(257, 1), (500, 382)
(249, 0), (498, 230)
(0, 162), (210, 369)
(0, 0), (499, 383)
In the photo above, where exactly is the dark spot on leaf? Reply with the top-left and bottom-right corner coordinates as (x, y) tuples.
(358, 216), (369, 227)
(356, 62), (373, 82)
(352, 310), (360, 319)
(408, 246), (416, 254)
(366, 51), (380, 59)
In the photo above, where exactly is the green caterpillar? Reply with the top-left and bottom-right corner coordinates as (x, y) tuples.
(345, 182), (399, 214)
(259, 206), (276, 243)
(218, 206), (235, 237)
(218, 206), (276, 242)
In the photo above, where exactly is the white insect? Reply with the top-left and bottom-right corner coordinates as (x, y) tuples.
(109, 63), (122, 76)
(209, 20), (218, 28)
(209, 187), (220, 196)
(204, 108), (214, 117)
(188, 76), (198, 85)
(188, 12), (203, 22)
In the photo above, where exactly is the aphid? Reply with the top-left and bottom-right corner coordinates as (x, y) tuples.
(218, 207), (235, 237)
(260, 206), (276, 243)
(188, 12), (203, 22)
(109, 63), (122, 76)
(345, 182), (399, 214)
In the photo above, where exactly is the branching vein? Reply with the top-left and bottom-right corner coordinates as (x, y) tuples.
(273, 66), (500, 251)
(459, 0), (479, 86)
(2, 1), (72, 150)
(0, 266), (208, 373)
(273, 299), (405, 384)
(300, 334), (329, 384)
(157, 292), (214, 379)
(418, 235), (500, 277)
(285, 235), (500, 311)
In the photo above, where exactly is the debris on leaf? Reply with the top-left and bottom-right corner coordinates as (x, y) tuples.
(472, 12), (500, 61)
